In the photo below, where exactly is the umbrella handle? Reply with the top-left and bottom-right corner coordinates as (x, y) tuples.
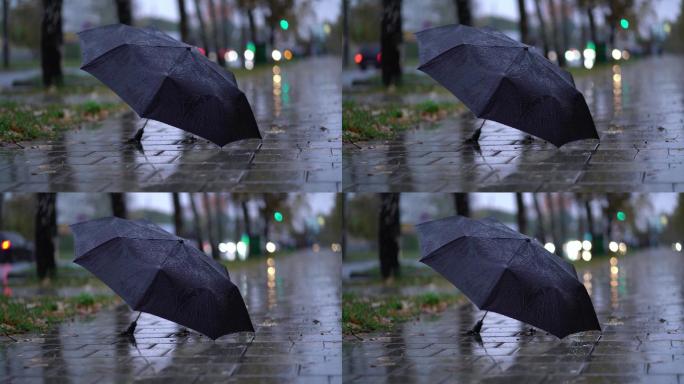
(128, 119), (149, 144)
(470, 311), (488, 334)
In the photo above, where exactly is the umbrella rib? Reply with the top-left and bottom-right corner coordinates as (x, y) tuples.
(81, 44), (190, 70)
(418, 44), (523, 71)
(140, 48), (193, 117)
(479, 48), (528, 118)
(480, 240), (530, 309)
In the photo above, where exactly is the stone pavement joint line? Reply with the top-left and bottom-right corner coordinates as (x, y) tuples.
(0, 249), (342, 383)
(343, 56), (684, 192)
(0, 57), (342, 192)
(342, 247), (684, 383)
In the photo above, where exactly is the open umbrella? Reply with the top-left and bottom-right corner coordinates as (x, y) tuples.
(78, 24), (261, 147)
(71, 217), (254, 339)
(416, 24), (599, 147)
(416, 215), (600, 338)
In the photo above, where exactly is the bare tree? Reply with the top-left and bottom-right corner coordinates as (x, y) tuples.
(110, 193), (127, 218)
(454, 0), (472, 25)
(532, 193), (546, 242)
(546, 193), (561, 255)
(518, 0), (529, 43)
(379, 193), (400, 279)
(2, 0), (9, 68)
(533, 0), (550, 57)
(220, 0), (229, 54)
(516, 193), (527, 234)
(454, 193), (470, 217)
(41, 0), (63, 87)
(237, 0), (258, 44)
(241, 199), (252, 241)
(342, 0), (349, 67)
(215, 193), (225, 243)
(178, 0), (189, 41)
(189, 193), (204, 250)
(202, 193), (220, 259)
(35, 193), (57, 280)
(207, 0), (226, 66)
(172, 193), (184, 236)
(381, 0), (402, 87)
(547, 0), (565, 66)
(194, 0), (210, 54)
(114, 0), (133, 25)
(584, 196), (596, 247)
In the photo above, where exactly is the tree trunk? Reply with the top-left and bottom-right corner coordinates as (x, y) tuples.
(41, 0), (63, 88)
(202, 193), (220, 259)
(189, 193), (204, 251)
(560, 0), (569, 58)
(35, 193), (57, 280)
(207, 0), (226, 66)
(546, 193), (560, 256)
(378, 193), (400, 279)
(341, 193), (347, 260)
(381, 0), (402, 87)
(517, 0), (529, 43)
(178, 0), (189, 42)
(454, 0), (472, 25)
(342, 0), (349, 67)
(220, 0), (229, 55)
(114, 0), (133, 25)
(241, 200), (251, 239)
(516, 193), (527, 234)
(194, 0), (210, 54)
(172, 193), (184, 236)
(246, 7), (257, 43)
(586, 2), (597, 44)
(533, 0), (549, 57)
(2, 0), (9, 69)
(532, 193), (546, 242)
(558, 194), (568, 247)
(215, 193), (225, 243)
(547, 0), (565, 66)
(585, 197), (595, 246)
(110, 193), (127, 218)
(0, 193), (4, 229)
(454, 193), (470, 217)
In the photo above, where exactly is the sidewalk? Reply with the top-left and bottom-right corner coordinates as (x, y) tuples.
(343, 247), (684, 383)
(343, 55), (684, 192)
(0, 248), (342, 383)
(0, 57), (342, 192)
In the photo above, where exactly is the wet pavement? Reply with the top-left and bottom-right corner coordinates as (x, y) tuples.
(0, 57), (342, 192)
(343, 55), (684, 192)
(342, 247), (684, 383)
(0, 248), (342, 383)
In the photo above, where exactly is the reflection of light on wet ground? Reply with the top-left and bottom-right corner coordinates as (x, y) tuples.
(610, 256), (619, 309)
(612, 65), (622, 115)
(583, 271), (592, 296)
(267, 257), (277, 309)
(272, 66), (282, 117)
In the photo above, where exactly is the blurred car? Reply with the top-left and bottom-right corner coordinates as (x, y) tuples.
(354, 45), (381, 70)
(0, 231), (34, 263)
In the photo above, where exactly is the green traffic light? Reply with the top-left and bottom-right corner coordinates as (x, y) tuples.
(274, 211), (283, 222)
(620, 18), (629, 29)
(617, 211), (626, 221)
(586, 41), (596, 50)
(246, 42), (256, 52)
(280, 19), (289, 30)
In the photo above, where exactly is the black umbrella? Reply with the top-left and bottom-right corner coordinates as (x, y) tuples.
(416, 24), (599, 147)
(416, 215), (600, 338)
(70, 217), (254, 339)
(78, 24), (261, 147)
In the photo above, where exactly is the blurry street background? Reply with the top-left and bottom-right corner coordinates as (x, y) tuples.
(342, 192), (684, 382)
(0, 192), (343, 382)
(0, 0), (343, 192)
(342, 0), (684, 192)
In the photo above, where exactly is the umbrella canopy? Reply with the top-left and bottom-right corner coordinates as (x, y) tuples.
(416, 215), (600, 338)
(71, 217), (254, 339)
(416, 24), (599, 147)
(78, 24), (261, 147)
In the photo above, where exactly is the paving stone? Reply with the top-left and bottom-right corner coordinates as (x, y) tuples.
(0, 57), (341, 192)
(0, 249), (342, 381)
(343, 56), (684, 191)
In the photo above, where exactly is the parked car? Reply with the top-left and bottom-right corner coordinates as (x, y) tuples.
(354, 45), (381, 70)
(0, 231), (34, 263)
